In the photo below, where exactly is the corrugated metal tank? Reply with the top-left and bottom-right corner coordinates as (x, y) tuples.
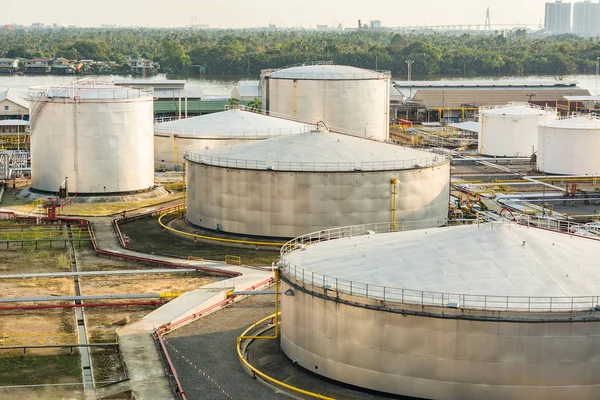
(280, 223), (600, 399)
(185, 130), (449, 238)
(261, 63), (390, 141)
(154, 109), (312, 169)
(30, 83), (154, 194)
(478, 103), (557, 157)
(538, 116), (600, 175)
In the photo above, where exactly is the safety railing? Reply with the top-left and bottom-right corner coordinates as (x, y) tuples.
(29, 82), (154, 101)
(0, 228), (92, 241)
(184, 153), (448, 172)
(155, 125), (313, 137)
(280, 220), (600, 312)
(225, 255), (241, 266)
(0, 332), (118, 347)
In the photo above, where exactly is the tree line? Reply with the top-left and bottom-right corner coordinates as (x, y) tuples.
(1, 28), (599, 77)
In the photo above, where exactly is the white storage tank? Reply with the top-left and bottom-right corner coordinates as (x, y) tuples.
(185, 129), (450, 238)
(29, 82), (154, 194)
(261, 63), (390, 141)
(538, 116), (600, 175)
(479, 103), (557, 157)
(154, 108), (313, 169)
(280, 222), (600, 400)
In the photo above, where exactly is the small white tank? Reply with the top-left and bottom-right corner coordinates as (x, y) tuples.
(538, 116), (600, 175)
(29, 82), (154, 194)
(261, 63), (390, 141)
(479, 103), (557, 157)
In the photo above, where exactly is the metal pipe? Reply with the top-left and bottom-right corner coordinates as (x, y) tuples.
(0, 269), (198, 279)
(0, 294), (160, 303)
(0, 301), (165, 310)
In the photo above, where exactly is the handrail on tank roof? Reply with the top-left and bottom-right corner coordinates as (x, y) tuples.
(479, 102), (557, 114)
(279, 217), (600, 313)
(261, 60), (391, 78)
(28, 81), (154, 101)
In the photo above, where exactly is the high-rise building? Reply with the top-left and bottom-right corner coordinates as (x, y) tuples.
(544, 1), (572, 34)
(572, 1), (600, 36)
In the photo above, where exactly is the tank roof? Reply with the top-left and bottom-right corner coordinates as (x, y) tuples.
(268, 64), (388, 80)
(283, 223), (600, 302)
(481, 103), (557, 116)
(29, 81), (153, 101)
(185, 130), (446, 172)
(539, 116), (600, 130)
(154, 109), (313, 138)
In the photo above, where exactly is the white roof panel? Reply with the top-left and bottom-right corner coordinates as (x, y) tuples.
(449, 121), (479, 133)
(268, 64), (388, 80)
(0, 88), (29, 110)
(284, 223), (600, 299)
(0, 119), (28, 126)
(481, 104), (556, 117)
(540, 116), (600, 130)
(154, 109), (313, 137)
(188, 129), (445, 171)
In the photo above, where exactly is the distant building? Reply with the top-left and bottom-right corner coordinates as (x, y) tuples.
(24, 58), (52, 74)
(572, 0), (600, 36)
(2, 25), (15, 32)
(0, 89), (29, 121)
(231, 81), (260, 102)
(0, 59), (19, 74)
(370, 20), (382, 29)
(545, 1), (572, 34)
(316, 25), (328, 30)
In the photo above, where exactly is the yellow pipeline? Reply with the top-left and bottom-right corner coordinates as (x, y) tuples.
(158, 210), (286, 247)
(239, 269), (279, 340)
(237, 319), (335, 398)
(390, 178), (398, 232)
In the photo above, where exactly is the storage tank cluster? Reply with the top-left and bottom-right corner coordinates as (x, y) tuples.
(537, 116), (600, 175)
(29, 82), (155, 194)
(478, 102), (557, 157)
(154, 108), (313, 170)
(279, 222), (600, 400)
(184, 129), (450, 239)
(261, 62), (391, 141)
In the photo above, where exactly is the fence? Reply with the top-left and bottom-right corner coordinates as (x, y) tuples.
(184, 153), (448, 172)
(280, 220), (600, 313)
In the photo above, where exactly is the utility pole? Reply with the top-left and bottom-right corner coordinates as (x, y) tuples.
(594, 57), (600, 96)
(406, 60), (414, 81)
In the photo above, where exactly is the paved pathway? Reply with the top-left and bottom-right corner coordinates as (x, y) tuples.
(87, 212), (272, 400)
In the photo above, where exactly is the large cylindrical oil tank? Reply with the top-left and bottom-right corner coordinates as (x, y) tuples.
(537, 116), (600, 175)
(478, 103), (557, 157)
(261, 63), (390, 141)
(185, 129), (450, 238)
(280, 222), (600, 400)
(29, 82), (154, 194)
(154, 109), (313, 170)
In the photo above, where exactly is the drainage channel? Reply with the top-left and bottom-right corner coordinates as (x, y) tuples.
(66, 224), (95, 390)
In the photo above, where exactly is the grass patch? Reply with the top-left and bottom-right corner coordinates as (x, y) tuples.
(119, 217), (279, 266)
(0, 249), (70, 274)
(0, 189), (31, 207)
(0, 354), (81, 385)
(57, 193), (184, 217)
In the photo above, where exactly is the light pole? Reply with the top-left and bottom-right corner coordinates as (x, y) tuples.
(406, 60), (414, 82)
(594, 57), (600, 96)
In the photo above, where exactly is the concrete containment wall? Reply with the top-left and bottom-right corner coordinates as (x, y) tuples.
(280, 280), (600, 400)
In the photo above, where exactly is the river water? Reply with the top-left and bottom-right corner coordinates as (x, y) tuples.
(1, 73), (599, 97)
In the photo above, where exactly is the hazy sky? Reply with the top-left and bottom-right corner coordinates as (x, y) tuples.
(3, 0), (551, 29)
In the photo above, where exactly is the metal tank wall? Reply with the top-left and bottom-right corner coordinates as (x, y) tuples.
(154, 135), (263, 169)
(263, 78), (390, 141)
(280, 280), (600, 400)
(185, 162), (450, 238)
(479, 112), (557, 157)
(31, 98), (154, 193)
(537, 125), (600, 175)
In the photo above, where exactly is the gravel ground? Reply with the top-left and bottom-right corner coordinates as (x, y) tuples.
(165, 294), (287, 400)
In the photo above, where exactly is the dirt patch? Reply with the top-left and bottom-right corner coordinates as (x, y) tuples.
(0, 385), (84, 400)
(79, 273), (214, 297)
